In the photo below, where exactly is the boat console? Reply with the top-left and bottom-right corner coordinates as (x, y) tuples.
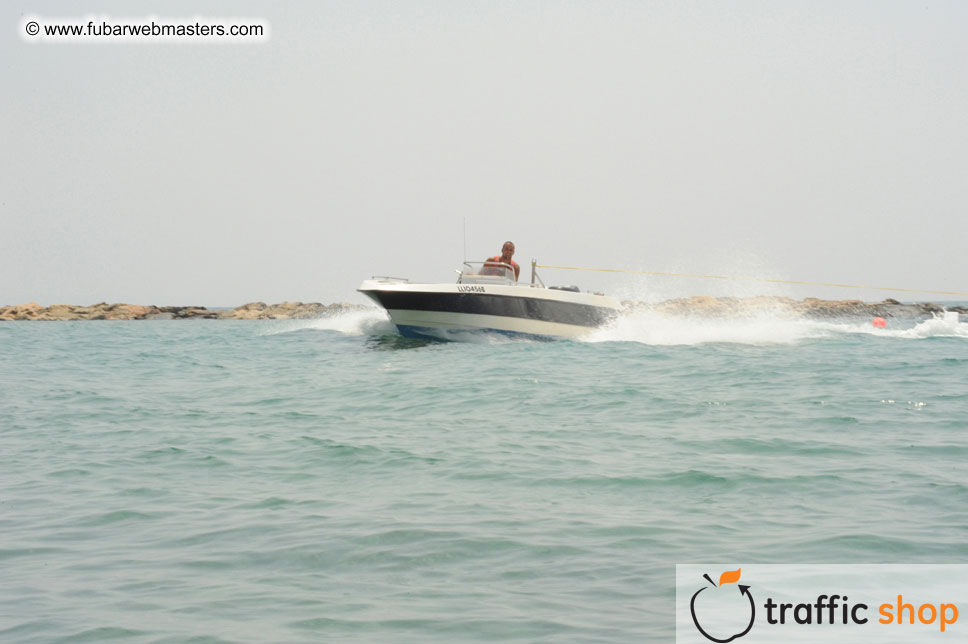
(457, 262), (518, 285)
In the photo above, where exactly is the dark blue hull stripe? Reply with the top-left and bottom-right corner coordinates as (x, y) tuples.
(396, 324), (556, 342)
(362, 291), (614, 328)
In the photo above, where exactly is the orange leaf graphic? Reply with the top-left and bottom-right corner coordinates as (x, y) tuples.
(719, 568), (741, 586)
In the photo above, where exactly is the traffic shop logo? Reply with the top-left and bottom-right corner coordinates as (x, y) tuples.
(689, 568), (755, 643)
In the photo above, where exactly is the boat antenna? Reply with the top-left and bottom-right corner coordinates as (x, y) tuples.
(462, 217), (467, 264)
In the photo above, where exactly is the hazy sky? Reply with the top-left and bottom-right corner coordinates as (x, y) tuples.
(3, 1), (966, 306)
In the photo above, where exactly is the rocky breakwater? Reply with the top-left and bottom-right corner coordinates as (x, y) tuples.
(625, 296), (967, 319)
(3, 297), (964, 321)
(0, 301), (366, 321)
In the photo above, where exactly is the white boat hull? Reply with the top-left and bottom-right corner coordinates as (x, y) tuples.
(358, 279), (622, 341)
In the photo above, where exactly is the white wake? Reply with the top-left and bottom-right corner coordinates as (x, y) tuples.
(585, 310), (966, 346)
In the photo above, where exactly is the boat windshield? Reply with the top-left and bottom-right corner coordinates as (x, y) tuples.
(458, 262), (517, 285)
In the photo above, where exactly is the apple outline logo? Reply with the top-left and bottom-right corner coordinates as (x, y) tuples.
(689, 568), (755, 643)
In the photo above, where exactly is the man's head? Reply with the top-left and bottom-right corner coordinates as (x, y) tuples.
(501, 241), (515, 261)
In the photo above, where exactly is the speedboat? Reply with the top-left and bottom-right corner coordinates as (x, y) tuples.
(358, 260), (623, 340)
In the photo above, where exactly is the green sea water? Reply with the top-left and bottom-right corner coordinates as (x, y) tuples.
(2, 309), (967, 643)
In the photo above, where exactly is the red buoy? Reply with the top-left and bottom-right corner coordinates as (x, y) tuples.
(872, 317), (887, 328)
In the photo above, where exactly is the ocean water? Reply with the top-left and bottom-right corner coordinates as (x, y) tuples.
(2, 309), (967, 643)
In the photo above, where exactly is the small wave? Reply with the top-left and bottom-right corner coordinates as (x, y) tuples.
(411, 328), (530, 345)
(76, 510), (156, 526)
(55, 627), (149, 643)
(0, 547), (66, 560)
(299, 436), (441, 467)
(262, 308), (396, 336)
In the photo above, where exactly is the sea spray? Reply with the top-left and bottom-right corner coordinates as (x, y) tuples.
(585, 309), (968, 346)
(261, 308), (396, 336)
(585, 309), (826, 346)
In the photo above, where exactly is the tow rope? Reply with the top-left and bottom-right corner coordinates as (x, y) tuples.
(533, 264), (968, 297)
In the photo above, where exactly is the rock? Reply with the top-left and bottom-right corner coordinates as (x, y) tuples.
(1, 302), (46, 320)
(174, 307), (217, 319)
(104, 304), (159, 320)
(0, 300), (375, 320)
(219, 301), (367, 319)
(46, 305), (79, 320)
(649, 295), (799, 317)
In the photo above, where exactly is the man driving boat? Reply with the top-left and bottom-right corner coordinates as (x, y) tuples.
(481, 241), (520, 281)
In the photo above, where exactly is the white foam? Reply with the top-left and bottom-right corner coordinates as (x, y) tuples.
(262, 308), (396, 336)
(824, 311), (968, 340)
(585, 310), (827, 346)
(584, 309), (967, 346)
